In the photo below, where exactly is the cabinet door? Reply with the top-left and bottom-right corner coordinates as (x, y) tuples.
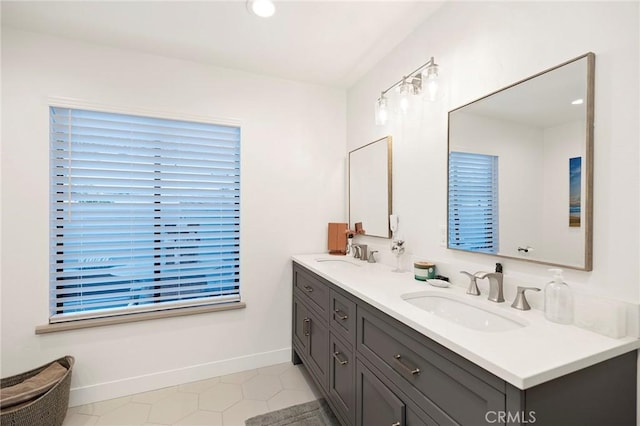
(293, 296), (310, 353)
(357, 360), (405, 426)
(329, 334), (355, 425)
(306, 306), (330, 390)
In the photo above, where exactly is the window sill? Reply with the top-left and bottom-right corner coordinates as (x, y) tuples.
(35, 302), (246, 335)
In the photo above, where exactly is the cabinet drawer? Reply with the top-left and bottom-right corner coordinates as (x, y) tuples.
(331, 290), (356, 342)
(358, 308), (505, 425)
(294, 265), (330, 319)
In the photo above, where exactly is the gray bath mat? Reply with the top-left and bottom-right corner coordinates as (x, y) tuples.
(245, 399), (341, 426)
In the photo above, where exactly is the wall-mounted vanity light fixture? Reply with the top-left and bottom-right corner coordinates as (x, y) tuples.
(375, 57), (439, 126)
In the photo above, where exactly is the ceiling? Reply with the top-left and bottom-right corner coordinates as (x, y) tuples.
(1, 0), (444, 89)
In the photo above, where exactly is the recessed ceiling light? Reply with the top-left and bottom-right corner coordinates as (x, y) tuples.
(247, 0), (276, 18)
(571, 98), (584, 105)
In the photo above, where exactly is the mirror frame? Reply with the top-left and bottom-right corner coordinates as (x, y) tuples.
(447, 53), (595, 270)
(348, 136), (393, 239)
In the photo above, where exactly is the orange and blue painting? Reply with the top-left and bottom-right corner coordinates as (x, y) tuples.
(569, 157), (581, 227)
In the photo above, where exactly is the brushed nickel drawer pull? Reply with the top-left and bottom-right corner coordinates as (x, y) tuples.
(391, 422), (401, 426)
(303, 318), (311, 336)
(332, 351), (349, 366)
(334, 309), (348, 320)
(303, 285), (314, 292)
(393, 354), (420, 376)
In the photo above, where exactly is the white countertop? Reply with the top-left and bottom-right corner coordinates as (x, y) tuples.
(292, 254), (640, 390)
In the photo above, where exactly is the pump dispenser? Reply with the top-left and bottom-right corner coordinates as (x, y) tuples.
(544, 268), (573, 324)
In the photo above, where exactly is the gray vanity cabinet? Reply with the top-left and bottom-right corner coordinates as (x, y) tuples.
(292, 262), (637, 426)
(292, 265), (358, 426)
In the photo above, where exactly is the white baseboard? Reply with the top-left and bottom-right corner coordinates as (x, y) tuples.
(69, 347), (291, 407)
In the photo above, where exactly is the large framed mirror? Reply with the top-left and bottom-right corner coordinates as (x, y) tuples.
(447, 53), (594, 270)
(349, 136), (392, 238)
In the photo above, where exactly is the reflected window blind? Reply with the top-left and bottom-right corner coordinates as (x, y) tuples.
(448, 151), (498, 254)
(50, 106), (241, 322)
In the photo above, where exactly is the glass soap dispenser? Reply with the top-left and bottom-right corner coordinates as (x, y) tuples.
(544, 268), (573, 324)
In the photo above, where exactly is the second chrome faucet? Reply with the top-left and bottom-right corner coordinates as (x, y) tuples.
(352, 244), (368, 261)
(460, 263), (504, 303)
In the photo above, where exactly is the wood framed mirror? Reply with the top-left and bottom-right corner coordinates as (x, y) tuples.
(447, 53), (594, 270)
(349, 136), (393, 238)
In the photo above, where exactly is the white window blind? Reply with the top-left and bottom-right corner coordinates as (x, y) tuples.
(49, 106), (241, 323)
(448, 151), (498, 254)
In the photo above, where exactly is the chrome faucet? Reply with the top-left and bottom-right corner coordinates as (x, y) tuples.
(359, 244), (368, 261)
(511, 286), (540, 310)
(460, 271), (481, 296)
(477, 272), (504, 303)
(477, 263), (505, 303)
(352, 244), (368, 261)
(461, 263), (504, 302)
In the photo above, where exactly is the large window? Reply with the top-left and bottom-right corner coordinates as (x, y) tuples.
(49, 106), (240, 323)
(448, 151), (499, 254)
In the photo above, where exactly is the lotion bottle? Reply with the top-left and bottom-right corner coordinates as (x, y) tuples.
(544, 268), (573, 324)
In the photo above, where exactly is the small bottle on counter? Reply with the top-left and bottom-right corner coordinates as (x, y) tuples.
(544, 268), (573, 324)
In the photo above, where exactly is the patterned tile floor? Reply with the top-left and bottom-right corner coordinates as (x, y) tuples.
(62, 362), (322, 426)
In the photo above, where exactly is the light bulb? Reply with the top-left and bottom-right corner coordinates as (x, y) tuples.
(375, 95), (388, 126)
(422, 61), (439, 102)
(248, 0), (275, 17)
(398, 78), (414, 114)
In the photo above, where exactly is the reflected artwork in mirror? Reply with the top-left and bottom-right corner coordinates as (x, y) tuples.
(447, 53), (594, 270)
(349, 136), (392, 238)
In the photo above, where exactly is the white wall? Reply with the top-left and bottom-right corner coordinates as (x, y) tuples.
(0, 28), (346, 405)
(347, 1), (639, 304)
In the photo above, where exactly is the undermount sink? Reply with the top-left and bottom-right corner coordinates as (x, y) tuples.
(314, 258), (361, 267)
(401, 291), (527, 332)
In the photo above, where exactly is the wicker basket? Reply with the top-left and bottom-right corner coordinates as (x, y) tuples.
(1, 356), (74, 426)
